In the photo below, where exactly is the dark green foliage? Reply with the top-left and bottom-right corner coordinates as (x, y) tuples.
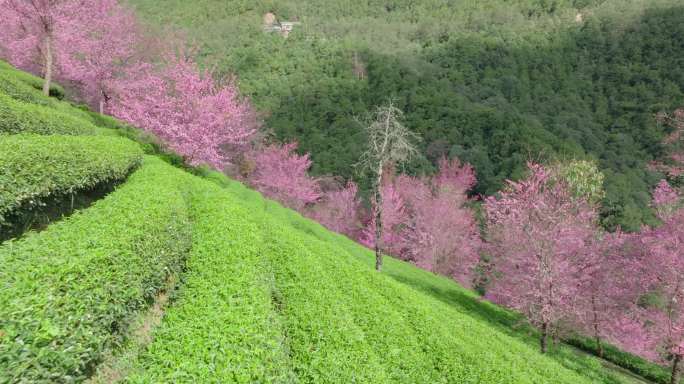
(0, 157), (192, 383)
(567, 336), (670, 384)
(0, 134), (143, 227)
(131, 0), (684, 230)
(0, 93), (104, 136)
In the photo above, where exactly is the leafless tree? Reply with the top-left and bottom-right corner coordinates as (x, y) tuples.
(357, 101), (420, 271)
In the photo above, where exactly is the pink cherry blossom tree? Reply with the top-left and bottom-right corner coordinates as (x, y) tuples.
(571, 230), (642, 358)
(608, 313), (660, 362)
(0, 0), (76, 94)
(653, 108), (684, 181)
(57, 0), (140, 113)
(1, 1), (255, 168)
(634, 181), (684, 383)
(110, 54), (256, 169)
(307, 181), (361, 239)
(403, 158), (481, 286)
(653, 179), (682, 219)
(243, 142), (321, 211)
(434, 156), (477, 195)
(359, 158), (481, 286)
(484, 163), (598, 353)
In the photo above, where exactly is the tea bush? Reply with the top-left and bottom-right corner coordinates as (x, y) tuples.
(0, 93), (104, 136)
(0, 157), (192, 382)
(0, 134), (143, 225)
(0, 61), (65, 101)
(126, 179), (296, 383)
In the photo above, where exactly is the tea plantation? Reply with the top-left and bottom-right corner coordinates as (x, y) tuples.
(0, 61), (656, 383)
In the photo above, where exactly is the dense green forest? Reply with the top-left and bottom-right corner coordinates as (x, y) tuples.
(129, 0), (684, 231)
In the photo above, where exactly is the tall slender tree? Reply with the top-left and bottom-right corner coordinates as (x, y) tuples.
(357, 101), (419, 271)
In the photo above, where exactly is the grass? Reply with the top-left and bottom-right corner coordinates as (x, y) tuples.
(0, 134), (143, 226)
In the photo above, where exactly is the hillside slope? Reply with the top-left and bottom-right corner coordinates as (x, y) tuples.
(0, 62), (660, 383)
(125, 164), (654, 383)
(129, 0), (684, 231)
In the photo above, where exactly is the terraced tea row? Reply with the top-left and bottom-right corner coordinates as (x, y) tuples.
(0, 157), (192, 383)
(0, 93), (106, 136)
(0, 134), (143, 226)
(0, 60), (115, 136)
(125, 179), (294, 383)
(0, 61), (65, 102)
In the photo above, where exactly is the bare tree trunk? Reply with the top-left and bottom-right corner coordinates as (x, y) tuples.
(374, 166), (383, 271)
(352, 51), (366, 80)
(595, 335), (604, 358)
(42, 33), (53, 96)
(540, 322), (548, 354)
(672, 354), (682, 384)
(592, 295), (604, 358)
(552, 330), (559, 346)
(99, 90), (110, 114)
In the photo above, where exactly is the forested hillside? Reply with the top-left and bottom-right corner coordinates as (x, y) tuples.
(130, 0), (684, 230)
